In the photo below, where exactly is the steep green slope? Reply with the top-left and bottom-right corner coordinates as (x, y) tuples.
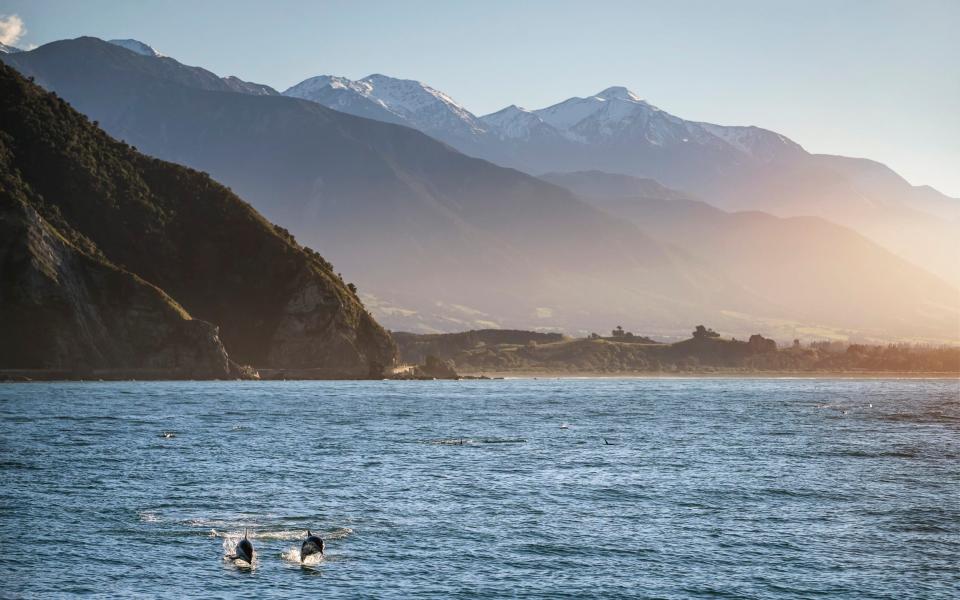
(0, 63), (396, 376)
(1, 150), (233, 376)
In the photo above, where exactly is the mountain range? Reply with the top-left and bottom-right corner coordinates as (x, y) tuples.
(283, 73), (959, 289)
(2, 37), (956, 343)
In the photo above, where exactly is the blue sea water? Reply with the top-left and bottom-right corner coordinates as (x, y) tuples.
(1, 378), (958, 599)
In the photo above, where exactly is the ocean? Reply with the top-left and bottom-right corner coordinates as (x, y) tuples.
(1, 379), (958, 598)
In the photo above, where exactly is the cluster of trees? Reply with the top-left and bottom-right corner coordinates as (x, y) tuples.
(692, 325), (720, 339)
(588, 324), (723, 341)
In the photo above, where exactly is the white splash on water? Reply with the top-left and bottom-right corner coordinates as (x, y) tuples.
(220, 531), (257, 569)
(208, 524), (351, 568)
(280, 546), (324, 565)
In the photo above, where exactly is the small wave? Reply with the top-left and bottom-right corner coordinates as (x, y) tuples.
(138, 511), (162, 523)
(185, 517), (260, 528)
(0, 460), (38, 470)
(324, 527), (353, 540)
(211, 528), (303, 541)
(883, 410), (960, 423)
(426, 437), (527, 445)
(189, 518), (228, 528)
(839, 449), (919, 459)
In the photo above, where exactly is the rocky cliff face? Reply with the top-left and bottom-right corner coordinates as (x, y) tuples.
(264, 273), (393, 377)
(0, 191), (232, 377)
(0, 63), (396, 377)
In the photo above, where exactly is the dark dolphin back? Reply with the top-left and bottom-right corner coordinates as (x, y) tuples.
(236, 538), (254, 562)
(301, 535), (325, 560)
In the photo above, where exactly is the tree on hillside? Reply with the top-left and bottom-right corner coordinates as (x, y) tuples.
(748, 334), (777, 353)
(693, 325), (720, 339)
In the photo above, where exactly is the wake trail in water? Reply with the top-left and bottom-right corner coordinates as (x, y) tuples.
(426, 437), (527, 445)
(209, 526), (352, 542)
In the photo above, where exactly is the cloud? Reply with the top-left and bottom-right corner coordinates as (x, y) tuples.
(0, 14), (26, 47)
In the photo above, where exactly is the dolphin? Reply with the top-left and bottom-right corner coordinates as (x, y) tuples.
(231, 529), (255, 564)
(300, 530), (325, 562)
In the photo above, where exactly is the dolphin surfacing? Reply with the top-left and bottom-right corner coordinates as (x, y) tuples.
(300, 530), (325, 563)
(230, 529), (255, 565)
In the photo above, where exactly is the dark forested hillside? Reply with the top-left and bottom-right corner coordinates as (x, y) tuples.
(0, 63), (395, 377)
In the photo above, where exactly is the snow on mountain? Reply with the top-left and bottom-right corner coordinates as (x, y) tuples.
(283, 74), (486, 140)
(285, 75), (374, 102)
(479, 105), (561, 141)
(285, 73), (805, 164)
(284, 75), (407, 124)
(108, 39), (163, 58)
(505, 85), (804, 159)
(221, 75), (278, 96)
(0, 42), (21, 54)
(531, 86), (717, 147)
(534, 86), (656, 132)
(697, 122), (803, 161)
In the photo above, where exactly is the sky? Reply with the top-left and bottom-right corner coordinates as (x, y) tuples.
(2, 0), (957, 196)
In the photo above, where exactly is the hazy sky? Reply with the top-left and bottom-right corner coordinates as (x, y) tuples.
(3, 0), (958, 196)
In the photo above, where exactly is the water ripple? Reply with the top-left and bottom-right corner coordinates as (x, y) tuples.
(1, 378), (958, 598)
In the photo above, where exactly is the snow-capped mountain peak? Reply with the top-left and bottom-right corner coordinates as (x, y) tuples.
(595, 86), (644, 102)
(293, 75), (371, 95)
(530, 86), (662, 138)
(108, 39), (164, 58)
(285, 72), (804, 162)
(0, 41), (22, 54)
(361, 74), (471, 118)
(482, 104), (532, 123)
(283, 73), (485, 138)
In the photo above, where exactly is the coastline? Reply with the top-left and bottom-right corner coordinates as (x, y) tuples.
(456, 370), (960, 380)
(2, 369), (957, 382)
